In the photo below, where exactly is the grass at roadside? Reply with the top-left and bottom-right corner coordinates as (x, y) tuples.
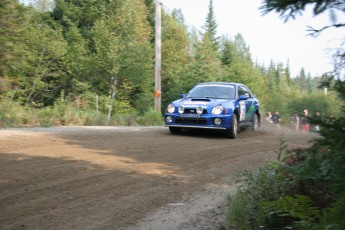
(0, 100), (164, 128)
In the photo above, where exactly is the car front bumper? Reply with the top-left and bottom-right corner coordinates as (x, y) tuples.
(164, 113), (233, 130)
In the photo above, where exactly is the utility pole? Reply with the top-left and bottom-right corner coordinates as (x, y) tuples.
(154, 0), (162, 112)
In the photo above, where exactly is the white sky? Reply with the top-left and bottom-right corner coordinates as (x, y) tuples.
(162, 0), (344, 77)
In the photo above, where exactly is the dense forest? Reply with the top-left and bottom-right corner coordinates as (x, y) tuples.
(0, 0), (342, 126)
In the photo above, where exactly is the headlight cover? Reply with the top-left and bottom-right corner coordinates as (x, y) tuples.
(167, 104), (175, 113)
(212, 105), (223, 115)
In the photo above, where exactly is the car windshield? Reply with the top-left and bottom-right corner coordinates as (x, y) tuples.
(187, 85), (235, 99)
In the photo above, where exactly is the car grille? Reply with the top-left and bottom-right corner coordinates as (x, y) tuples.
(175, 118), (207, 125)
(184, 108), (207, 114)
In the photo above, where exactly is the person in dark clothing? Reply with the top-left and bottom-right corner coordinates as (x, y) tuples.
(271, 111), (281, 129)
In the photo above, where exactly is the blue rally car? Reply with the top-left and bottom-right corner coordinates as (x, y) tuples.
(164, 82), (260, 139)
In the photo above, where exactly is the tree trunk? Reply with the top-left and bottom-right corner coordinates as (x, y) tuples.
(107, 77), (117, 123)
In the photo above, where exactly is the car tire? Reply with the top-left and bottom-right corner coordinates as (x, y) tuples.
(169, 127), (181, 134)
(225, 114), (238, 139)
(252, 113), (259, 132)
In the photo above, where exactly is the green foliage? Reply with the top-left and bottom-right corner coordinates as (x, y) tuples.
(109, 113), (138, 126)
(186, 36), (223, 84)
(226, 189), (266, 230)
(2, 6), (68, 107)
(319, 196), (345, 229)
(226, 80), (345, 229)
(285, 91), (341, 123)
(0, 99), (29, 127)
(263, 195), (321, 228)
(161, 11), (190, 110)
(0, 96), (162, 127)
(138, 110), (164, 126)
(225, 163), (300, 229)
(0, 0), (26, 77)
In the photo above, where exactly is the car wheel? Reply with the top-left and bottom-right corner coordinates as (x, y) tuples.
(252, 113), (259, 132)
(225, 114), (238, 139)
(169, 127), (181, 134)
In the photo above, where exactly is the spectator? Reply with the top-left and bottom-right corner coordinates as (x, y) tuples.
(301, 109), (310, 132)
(265, 112), (273, 124)
(291, 114), (299, 131)
(271, 111), (281, 129)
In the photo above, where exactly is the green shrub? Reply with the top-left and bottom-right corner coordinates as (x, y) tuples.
(225, 80), (345, 229)
(111, 113), (139, 126)
(0, 96), (165, 127)
(35, 107), (60, 126)
(0, 100), (30, 127)
(226, 189), (266, 230)
(83, 112), (109, 126)
(226, 162), (301, 230)
(138, 110), (164, 126)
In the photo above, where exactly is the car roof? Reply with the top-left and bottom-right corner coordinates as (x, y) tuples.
(196, 82), (242, 86)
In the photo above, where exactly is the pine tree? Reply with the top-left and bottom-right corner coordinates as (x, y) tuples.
(202, 0), (219, 52)
(299, 67), (307, 92)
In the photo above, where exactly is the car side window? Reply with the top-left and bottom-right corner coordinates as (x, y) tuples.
(238, 87), (243, 97)
(238, 86), (252, 98)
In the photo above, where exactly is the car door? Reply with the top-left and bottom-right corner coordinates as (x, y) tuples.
(237, 85), (256, 123)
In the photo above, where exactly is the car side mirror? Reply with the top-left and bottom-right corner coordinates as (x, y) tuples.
(180, 94), (186, 99)
(239, 95), (248, 100)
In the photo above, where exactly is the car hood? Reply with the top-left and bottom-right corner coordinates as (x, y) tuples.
(173, 97), (231, 109)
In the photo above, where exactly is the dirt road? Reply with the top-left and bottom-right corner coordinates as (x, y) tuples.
(0, 126), (315, 230)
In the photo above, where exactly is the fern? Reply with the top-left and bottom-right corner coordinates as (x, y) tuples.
(263, 195), (321, 223)
(319, 195), (345, 229)
(276, 139), (288, 162)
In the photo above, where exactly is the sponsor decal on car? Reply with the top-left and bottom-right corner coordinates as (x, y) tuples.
(246, 103), (255, 119)
(239, 101), (246, 121)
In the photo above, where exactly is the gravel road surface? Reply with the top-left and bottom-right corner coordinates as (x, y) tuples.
(0, 126), (315, 230)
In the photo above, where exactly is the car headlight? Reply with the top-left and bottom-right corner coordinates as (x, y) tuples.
(166, 116), (173, 123)
(196, 106), (203, 114)
(167, 104), (175, 113)
(214, 118), (222, 125)
(178, 106), (184, 114)
(212, 105), (223, 115)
